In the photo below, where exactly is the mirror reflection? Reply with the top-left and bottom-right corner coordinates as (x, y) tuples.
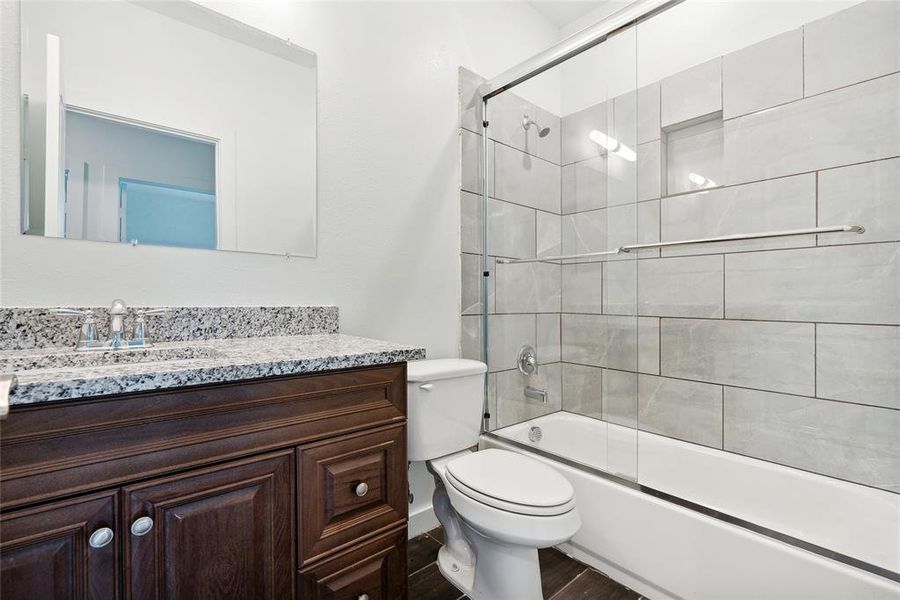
(21, 0), (317, 256)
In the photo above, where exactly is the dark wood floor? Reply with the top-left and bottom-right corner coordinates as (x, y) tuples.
(408, 527), (646, 600)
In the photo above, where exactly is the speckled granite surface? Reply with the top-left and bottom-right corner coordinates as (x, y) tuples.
(3, 334), (425, 405)
(0, 306), (339, 351)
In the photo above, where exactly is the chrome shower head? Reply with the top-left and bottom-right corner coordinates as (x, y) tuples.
(523, 115), (551, 138)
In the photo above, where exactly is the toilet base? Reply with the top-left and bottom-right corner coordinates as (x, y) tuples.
(428, 460), (545, 600)
(438, 523), (544, 600)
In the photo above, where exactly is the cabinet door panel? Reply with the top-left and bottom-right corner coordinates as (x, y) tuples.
(123, 450), (294, 600)
(298, 424), (407, 565)
(298, 528), (406, 600)
(0, 491), (118, 600)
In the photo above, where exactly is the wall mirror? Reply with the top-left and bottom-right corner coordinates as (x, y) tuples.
(20, 0), (317, 256)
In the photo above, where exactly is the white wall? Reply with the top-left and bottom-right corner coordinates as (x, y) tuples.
(1, 0), (559, 358)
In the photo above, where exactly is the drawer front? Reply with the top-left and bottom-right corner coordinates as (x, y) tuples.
(1, 363), (406, 510)
(298, 424), (407, 565)
(298, 527), (406, 600)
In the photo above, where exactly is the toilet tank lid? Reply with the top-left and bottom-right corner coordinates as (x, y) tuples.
(407, 359), (487, 382)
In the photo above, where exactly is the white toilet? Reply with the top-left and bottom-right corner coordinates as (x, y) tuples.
(408, 358), (581, 600)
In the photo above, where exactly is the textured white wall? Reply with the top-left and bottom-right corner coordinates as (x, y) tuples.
(0, 0), (558, 362)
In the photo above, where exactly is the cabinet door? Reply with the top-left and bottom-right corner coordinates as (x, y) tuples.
(298, 527), (407, 600)
(0, 491), (119, 600)
(123, 450), (294, 600)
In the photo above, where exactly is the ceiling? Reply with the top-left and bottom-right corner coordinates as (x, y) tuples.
(527, 1), (610, 29)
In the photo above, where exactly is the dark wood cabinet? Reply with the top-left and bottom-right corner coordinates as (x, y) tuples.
(0, 491), (119, 600)
(298, 424), (407, 565)
(0, 364), (409, 600)
(123, 451), (295, 600)
(298, 527), (407, 600)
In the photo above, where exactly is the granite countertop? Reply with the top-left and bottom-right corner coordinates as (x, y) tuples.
(2, 334), (426, 405)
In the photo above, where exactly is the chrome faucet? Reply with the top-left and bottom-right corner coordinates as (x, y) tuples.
(108, 298), (128, 349)
(54, 300), (170, 351)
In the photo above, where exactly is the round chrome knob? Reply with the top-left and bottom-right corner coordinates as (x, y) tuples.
(88, 527), (114, 549)
(354, 482), (369, 497)
(358, 594), (370, 600)
(130, 516), (154, 537)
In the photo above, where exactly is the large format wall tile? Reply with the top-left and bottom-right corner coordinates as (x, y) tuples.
(723, 72), (900, 185)
(495, 262), (560, 313)
(459, 66), (484, 133)
(637, 255), (724, 318)
(488, 314), (536, 371)
(638, 374), (723, 448)
(637, 317), (660, 375)
(562, 157), (607, 214)
(602, 369), (637, 428)
(818, 157), (900, 246)
(660, 319), (815, 396)
(725, 243), (900, 325)
(637, 82), (661, 144)
(804, 0), (900, 97)
(496, 363), (562, 427)
(723, 28), (802, 119)
(562, 209), (607, 256)
(461, 129), (491, 195)
(489, 90), (562, 165)
(461, 253), (482, 316)
(487, 198), (535, 258)
(461, 191), (481, 254)
(724, 387), (900, 492)
(660, 174), (816, 256)
(537, 314), (561, 364)
(494, 142), (561, 213)
(562, 314), (638, 371)
(537, 211), (562, 257)
(562, 362), (602, 418)
(603, 261), (636, 316)
(562, 262), (604, 314)
(562, 101), (608, 165)
(637, 140), (663, 201)
(817, 324), (900, 410)
(461, 315), (481, 361)
(661, 58), (722, 128)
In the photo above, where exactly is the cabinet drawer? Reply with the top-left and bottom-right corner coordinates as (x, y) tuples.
(298, 424), (407, 565)
(298, 527), (406, 600)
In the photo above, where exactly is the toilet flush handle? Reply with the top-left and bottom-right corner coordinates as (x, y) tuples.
(418, 383), (434, 391)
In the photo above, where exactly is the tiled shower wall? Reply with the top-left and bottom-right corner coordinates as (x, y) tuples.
(458, 67), (565, 430)
(460, 0), (899, 493)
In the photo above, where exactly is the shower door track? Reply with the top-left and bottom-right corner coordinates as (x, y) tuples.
(483, 430), (900, 584)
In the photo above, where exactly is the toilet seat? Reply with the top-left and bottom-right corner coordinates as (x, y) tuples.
(445, 449), (576, 516)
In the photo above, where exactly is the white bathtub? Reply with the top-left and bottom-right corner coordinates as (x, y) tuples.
(485, 412), (900, 600)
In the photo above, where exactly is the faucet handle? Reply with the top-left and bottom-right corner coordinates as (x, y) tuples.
(131, 308), (171, 347)
(52, 309), (101, 350)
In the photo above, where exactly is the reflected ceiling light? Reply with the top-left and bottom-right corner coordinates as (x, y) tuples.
(688, 172), (718, 188)
(588, 130), (636, 162)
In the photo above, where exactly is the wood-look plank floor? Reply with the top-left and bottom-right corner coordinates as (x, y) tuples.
(408, 527), (647, 600)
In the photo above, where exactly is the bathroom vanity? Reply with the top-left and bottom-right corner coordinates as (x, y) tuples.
(0, 306), (424, 599)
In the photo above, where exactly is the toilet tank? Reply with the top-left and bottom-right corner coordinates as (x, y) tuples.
(407, 359), (487, 462)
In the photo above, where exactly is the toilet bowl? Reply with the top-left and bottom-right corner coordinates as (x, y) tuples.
(408, 359), (581, 600)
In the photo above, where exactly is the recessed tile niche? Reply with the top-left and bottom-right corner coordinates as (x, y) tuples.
(664, 114), (725, 196)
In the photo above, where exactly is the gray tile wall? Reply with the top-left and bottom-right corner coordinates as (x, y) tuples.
(459, 0), (900, 494)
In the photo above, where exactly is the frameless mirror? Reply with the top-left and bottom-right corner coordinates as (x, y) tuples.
(20, 0), (317, 256)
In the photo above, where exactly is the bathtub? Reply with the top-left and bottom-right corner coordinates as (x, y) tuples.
(484, 412), (900, 600)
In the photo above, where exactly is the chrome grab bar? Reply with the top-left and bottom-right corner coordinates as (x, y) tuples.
(0, 374), (18, 420)
(495, 225), (865, 265)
